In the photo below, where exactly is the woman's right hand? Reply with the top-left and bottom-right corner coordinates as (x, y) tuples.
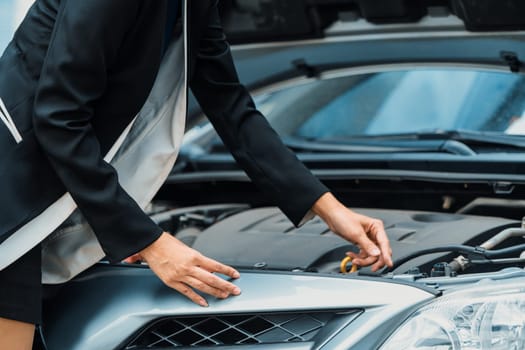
(134, 232), (241, 307)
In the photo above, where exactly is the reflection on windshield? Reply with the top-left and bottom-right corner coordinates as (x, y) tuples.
(253, 69), (525, 139)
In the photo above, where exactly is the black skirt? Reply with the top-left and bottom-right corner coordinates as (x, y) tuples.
(0, 244), (42, 325)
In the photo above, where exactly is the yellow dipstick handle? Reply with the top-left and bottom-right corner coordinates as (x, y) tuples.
(340, 256), (358, 274)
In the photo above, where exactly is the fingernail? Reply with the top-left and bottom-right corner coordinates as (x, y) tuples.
(232, 287), (241, 295)
(233, 271), (240, 279)
(200, 299), (209, 307)
(371, 248), (381, 256)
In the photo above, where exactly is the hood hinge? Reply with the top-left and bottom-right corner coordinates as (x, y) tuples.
(500, 51), (522, 73)
(493, 181), (515, 194)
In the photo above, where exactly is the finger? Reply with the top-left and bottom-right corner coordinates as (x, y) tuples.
(200, 256), (241, 279)
(345, 250), (368, 261)
(352, 232), (381, 258)
(191, 267), (241, 296)
(374, 230), (393, 267)
(371, 256), (386, 272)
(171, 281), (209, 307)
(184, 276), (230, 299)
(352, 255), (380, 267)
(345, 251), (359, 259)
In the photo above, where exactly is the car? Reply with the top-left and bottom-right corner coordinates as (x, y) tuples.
(37, 1), (525, 349)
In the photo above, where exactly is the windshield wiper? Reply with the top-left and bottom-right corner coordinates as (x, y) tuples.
(356, 129), (525, 148)
(284, 135), (477, 155)
(288, 130), (525, 155)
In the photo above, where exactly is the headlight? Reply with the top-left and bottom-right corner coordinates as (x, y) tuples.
(380, 281), (525, 350)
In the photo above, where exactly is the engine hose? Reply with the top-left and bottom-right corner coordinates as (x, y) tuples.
(485, 243), (525, 258)
(385, 243), (525, 273)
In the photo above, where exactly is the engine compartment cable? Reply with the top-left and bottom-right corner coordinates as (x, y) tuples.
(385, 243), (525, 273)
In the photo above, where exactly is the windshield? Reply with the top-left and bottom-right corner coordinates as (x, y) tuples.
(253, 69), (525, 140)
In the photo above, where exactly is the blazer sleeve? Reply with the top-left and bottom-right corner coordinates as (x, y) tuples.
(33, 0), (163, 263)
(190, 1), (329, 226)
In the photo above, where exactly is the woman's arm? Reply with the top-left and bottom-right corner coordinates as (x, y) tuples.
(190, 1), (329, 226)
(33, 0), (162, 262)
(189, 1), (392, 269)
(35, 0), (242, 306)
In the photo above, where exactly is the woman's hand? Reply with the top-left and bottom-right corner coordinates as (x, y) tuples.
(132, 232), (241, 307)
(312, 193), (393, 271)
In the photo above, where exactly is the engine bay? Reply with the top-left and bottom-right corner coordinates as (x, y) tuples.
(149, 203), (524, 283)
(39, 202), (525, 349)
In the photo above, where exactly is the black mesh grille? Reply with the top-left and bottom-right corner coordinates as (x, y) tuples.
(124, 312), (336, 348)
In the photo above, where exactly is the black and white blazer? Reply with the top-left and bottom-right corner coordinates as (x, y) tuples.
(0, 0), (328, 281)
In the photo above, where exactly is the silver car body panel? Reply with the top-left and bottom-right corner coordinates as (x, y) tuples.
(42, 269), (436, 350)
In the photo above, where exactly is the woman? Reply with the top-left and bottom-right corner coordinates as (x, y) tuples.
(0, 0), (393, 348)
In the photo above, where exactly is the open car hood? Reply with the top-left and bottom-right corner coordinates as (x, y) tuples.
(186, 2), (525, 123)
(220, 0), (525, 45)
(210, 1), (525, 105)
(186, 0), (525, 123)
